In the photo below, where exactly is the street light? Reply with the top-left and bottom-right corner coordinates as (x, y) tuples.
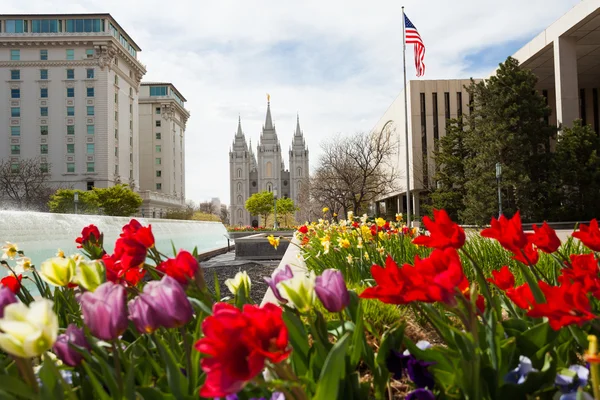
(273, 184), (278, 230)
(74, 192), (79, 214)
(496, 162), (502, 218)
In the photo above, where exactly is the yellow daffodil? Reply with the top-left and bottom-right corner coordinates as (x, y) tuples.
(225, 271), (251, 296)
(364, 253), (370, 261)
(267, 235), (280, 250)
(346, 254), (353, 264)
(357, 238), (363, 249)
(56, 249), (65, 258)
(333, 213), (338, 217)
(1, 242), (18, 260)
(347, 211), (354, 220)
(14, 257), (32, 274)
(322, 241), (330, 254)
(322, 207), (329, 213)
(376, 218), (386, 227)
(360, 214), (368, 223)
(40, 257), (76, 287)
(395, 213), (403, 222)
(377, 246), (385, 255)
(0, 299), (58, 358)
(338, 238), (351, 249)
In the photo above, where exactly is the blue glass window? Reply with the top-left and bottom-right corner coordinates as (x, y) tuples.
(87, 106), (94, 116)
(66, 69), (74, 79)
(86, 69), (94, 79)
(11, 107), (20, 117)
(11, 89), (20, 98)
(149, 86), (168, 96)
(67, 88), (74, 97)
(40, 88), (48, 98)
(66, 49), (74, 60)
(5, 20), (24, 33)
(87, 125), (95, 134)
(40, 107), (48, 116)
(67, 106), (74, 116)
(65, 19), (103, 33)
(10, 70), (20, 80)
(32, 20), (58, 33)
(87, 87), (94, 97)
(40, 69), (48, 80)
(11, 126), (20, 136)
(10, 50), (20, 61)
(40, 50), (48, 60)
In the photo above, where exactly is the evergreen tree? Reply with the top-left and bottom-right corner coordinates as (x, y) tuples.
(461, 57), (556, 224)
(554, 120), (600, 221)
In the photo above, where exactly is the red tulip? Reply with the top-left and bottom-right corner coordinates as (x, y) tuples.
(298, 225), (308, 234)
(102, 253), (145, 287)
(412, 209), (466, 250)
(510, 234), (539, 266)
(76, 224), (102, 248)
(114, 237), (147, 270)
(242, 303), (290, 363)
(120, 219), (155, 248)
(531, 222), (561, 253)
(157, 250), (199, 286)
(558, 254), (600, 298)
(505, 283), (535, 310)
(481, 211), (528, 252)
(487, 266), (515, 290)
(573, 219), (600, 252)
(0, 274), (22, 294)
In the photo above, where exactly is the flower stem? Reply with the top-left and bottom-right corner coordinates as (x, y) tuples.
(14, 357), (38, 393)
(112, 341), (124, 396)
(180, 326), (193, 395)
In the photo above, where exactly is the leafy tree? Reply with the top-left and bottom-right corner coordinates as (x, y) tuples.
(48, 189), (100, 214)
(0, 158), (54, 211)
(93, 184), (143, 216)
(429, 119), (469, 222)
(275, 197), (298, 227)
(245, 191), (274, 226)
(459, 58), (556, 224)
(554, 120), (600, 221)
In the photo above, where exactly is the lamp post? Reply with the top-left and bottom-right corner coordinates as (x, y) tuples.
(273, 185), (278, 230)
(74, 191), (79, 214)
(496, 162), (502, 218)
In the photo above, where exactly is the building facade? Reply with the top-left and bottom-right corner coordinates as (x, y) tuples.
(229, 101), (309, 226)
(0, 14), (146, 192)
(138, 83), (190, 217)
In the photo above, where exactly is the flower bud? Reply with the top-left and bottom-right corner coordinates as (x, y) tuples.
(40, 257), (76, 287)
(0, 286), (17, 318)
(74, 260), (105, 292)
(128, 295), (162, 334)
(79, 282), (128, 341)
(277, 272), (316, 314)
(225, 271), (251, 297)
(0, 299), (58, 358)
(53, 324), (90, 367)
(315, 269), (350, 313)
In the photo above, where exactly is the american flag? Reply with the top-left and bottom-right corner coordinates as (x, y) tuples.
(404, 14), (425, 77)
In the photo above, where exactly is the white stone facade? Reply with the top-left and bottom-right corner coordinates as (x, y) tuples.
(229, 102), (309, 226)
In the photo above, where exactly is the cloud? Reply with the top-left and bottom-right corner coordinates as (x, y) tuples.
(3, 0), (581, 204)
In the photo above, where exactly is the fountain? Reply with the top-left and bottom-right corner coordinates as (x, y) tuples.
(0, 210), (229, 269)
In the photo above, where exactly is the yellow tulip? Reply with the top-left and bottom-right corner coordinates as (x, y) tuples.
(0, 299), (58, 358)
(74, 260), (105, 292)
(225, 271), (251, 296)
(40, 257), (75, 287)
(267, 235), (280, 249)
(277, 272), (316, 314)
(375, 218), (386, 228)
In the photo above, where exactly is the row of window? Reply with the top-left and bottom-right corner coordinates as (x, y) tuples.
(4, 18), (104, 33)
(8, 162), (49, 174)
(10, 143), (95, 155)
(10, 68), (94, 80)
(10, 125), (95, 137)
(10, 87), (95, 98)
(7, 49), (95, 61)
(10, 106), (94, 117)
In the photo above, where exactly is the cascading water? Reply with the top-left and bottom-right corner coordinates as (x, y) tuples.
(0, 210), (229, 281)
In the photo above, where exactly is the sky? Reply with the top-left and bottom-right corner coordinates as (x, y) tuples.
(5, 0), (582, 205)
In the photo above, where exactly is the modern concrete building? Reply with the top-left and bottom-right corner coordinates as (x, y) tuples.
(138, 82), (190, 217)
(0, 14), (146, 191)
(229, 101), (309, 226)
(371, 80), (475, 220)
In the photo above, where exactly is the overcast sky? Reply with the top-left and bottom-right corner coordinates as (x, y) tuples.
(5, 0), (581, 205)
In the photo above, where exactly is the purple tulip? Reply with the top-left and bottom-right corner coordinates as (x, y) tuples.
(315, 269), (349, 312)
(0, 285), (17, 318)
(78, 282), (128, 341)
(53, 324), (90, 367)
(129, 276), (193, 333)
(406, 388), (435, 400)
(264, 265), (294, 303)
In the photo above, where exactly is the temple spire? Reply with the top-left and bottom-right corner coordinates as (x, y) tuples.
(295, 113), (302, 136)
(236, 115), (243, 137)
(264, 97), (273, 130)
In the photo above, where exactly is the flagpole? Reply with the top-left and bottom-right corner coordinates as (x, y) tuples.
(401, 6), (412, 229)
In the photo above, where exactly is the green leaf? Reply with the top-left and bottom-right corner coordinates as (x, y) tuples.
(349, 301), (365, 367)
(82, 361), (113, 400)
(282, 308), (310, 376)
(516, 321), (558, 362)
(152, 334), (188, 398)
(213, 270), (221, 302)
(0, 375), (37, 399)
(313, 333), (351, 400)
(137, 387), (176, 400)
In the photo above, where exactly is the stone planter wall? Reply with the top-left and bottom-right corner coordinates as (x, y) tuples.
(234, 233), (292, 260)
(228, 230), (295, 240)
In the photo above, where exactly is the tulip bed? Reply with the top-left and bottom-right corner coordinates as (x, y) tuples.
(2, 212), (600, 399)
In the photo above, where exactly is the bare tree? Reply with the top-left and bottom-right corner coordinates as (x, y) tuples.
(198, 201), (219, 215)
(0, 158), (54, 211)
(220, 204), (230, 225)
(312, 130), (398, 215)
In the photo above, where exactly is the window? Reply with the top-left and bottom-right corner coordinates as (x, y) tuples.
(155, 120), (161, 127)
(129, 88), (133, 96)
(156, 183), (162, 190)
(149, 86), (168, 96)
(594, 89), (599, 135)
(40, 88), (48, 98)
(11, 145), (20, 155)
(114, 93), (118, 103)
(237, 168), (242, 178)
(86, 69), (94, 79)
(10, 70), (20, 80)
(267, 183), (272, 192)
(420, 92), (428, 184)
(32, 20), (58, 33)
(40, 144), (48, 154)
(266, 162), (272, 178)
(155, 132), (161, 140)
(11, 107), (22, 118)
(40, 50), (48, 60)
(66, 69), (74, 79)
(129, 104), (133, 113)
(87, 87), (94, 97)
(156, 170), (162, 177)
(67, 125), (75, 135)
(155, 158), (161, 165)
(87, 144), (94, 154)
(67, 88), (74, 97)
(10, 50), (20, 61)
(432, 93), (439, 142)
(40, 126), (48, 135)
(67, 144), (75, 153)
(297, 167), (302, 177)
(87, 125), (94, 134)
(66, 49), (74, 60)
(87, 162), (95, 173)
(115, 111), (118, 121)
(11, 164), (19, 173)
(114, 75), (119, 85)
(67, 106), (74, 116)
(457, 92), (463, 117)
(237, 182), (242, 192)
(130, 153), (133, 162)
(11, 126), (20, 136)
(67, 163), (75, 173)
(155, 107), (161, 115)
(581, 89), (587, 127)
(129, 121), (133, 130)
(238, 195), (243, 204)
(40, 163), (49, 173)
(87, 106), (94, 116)
(40, 69), (48, 80)
(66, 19), (103, 33)
(115, 147), (118, 156)
(87, 181), (94, 191)
(86, 49), (94, 58)
(444, 92), (450, 121)
(5, 20), (24, 33)
(155, 145), (161, 153)
(11, 89), (20, 99)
